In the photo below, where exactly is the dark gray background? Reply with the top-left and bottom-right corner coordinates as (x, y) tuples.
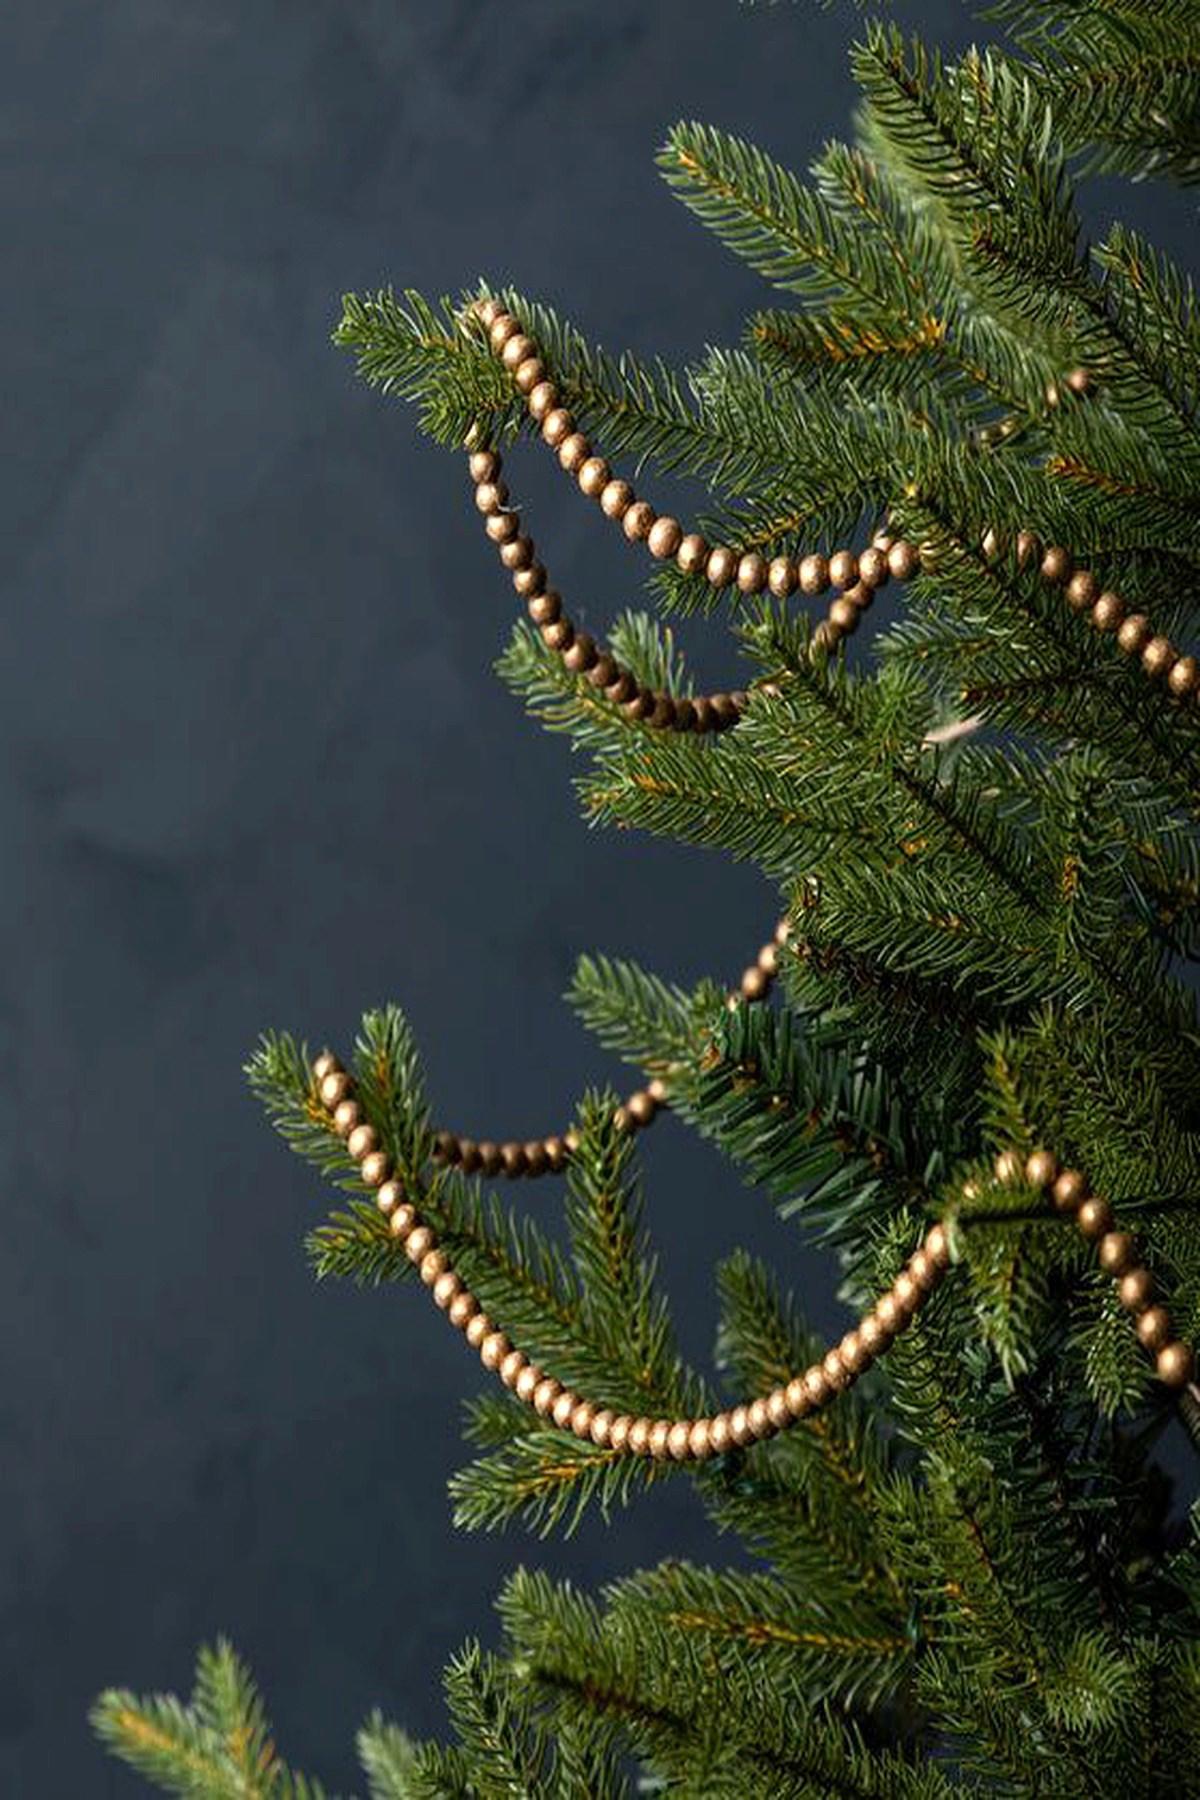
(4, 4), (1197, 1793)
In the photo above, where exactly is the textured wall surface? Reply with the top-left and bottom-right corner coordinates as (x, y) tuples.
(3, 3), (1197, 1792)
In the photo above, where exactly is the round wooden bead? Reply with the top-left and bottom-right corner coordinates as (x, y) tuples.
(501, 332), (535, 370)
(875, 1294), (904, 1336)
(1157, 1341), (1194, 1388)
(558, 432), (590, 473)
(741, 966), (769, 1001)
(1117, 1268), (1154, 1312)
(1168, 655), (1199, 697)
(648, 1421), (672, 1459)
(528, 381), (557, 420)
(838, 1330), (868, 1372)
(361, 1151), (391, 1188)
(389, 1203), (416, 1239)
(347, 1123), (378, 1161)
(858, 546), (889, 589)
(488, 314), (519, 350)
(1097, 1231), (1135, 1275)
(448, 1291), (478, 1330)
(1137, 1307), (1172, 1352)
(893, 1271), (921, 1316)
(1052, 1169), (1088, 1212)
(736, 552), (768, 594)
(532, 1377), (561, 1416)
(1040, 546), (1072, 584)
(828, 598), (861, 634)
(689, 1419), (713, 1458)
(768, 556), (797, 598)
(600, 478), (634, 519)
(608, 1415), (632, 1453)
(822, 1350), (851, 1391)
(480, 1331), (511, 1372)
(887, 540), (918, 581)
(333, 1098), (361, 1138)
(562, 632), (598, 673)
(1015, 530), (1040, 568)
(320, 1070), (351, 1108)
(577, 455), (610, 497)
(623, 501), (656, 542)
(514, 561), (547, 598)
(859, 1314), (890, 1357)
(994, 1149), (1022, 1184)
(1064, 570), (1098, 612)
(590, 1409), (614, 1447)
(420, 1248), (447, 1287)
(627, 1418), (652, 1455)
(514, 357), (545, 395)
(486, 510), (520, 543)
(515, 1364), (541, 1404)
(926, 1223), (951, 1269)
(667, 1420), (692, 1460)
(465, 1312), (492, 1349)
(500, 534), (534, 570)
(1117, 614), (1151, 656)
(626, 1089), (657, 1127)
(747, 1397), (774, 1438)
(376, 1179), (403, 1216)
(803, 1365), (832, 1407)
(981, 526), (1005, 562)
(706, 545), (738, 587)
(676, 533), (709, 575)
(785, 1377), (811, 1417)
(908, 1250), (936, 1293)
(527, 590), (562, 625)
(708, 1414), (732, 1455)
(472, 296), (503, 328)
(500, 1142), (528, 1177)
(1024, 1150), (1058, 1190)
(1077, 1197), (1113, 1240)
(648, 516), (684, 560)
(570, 1401), (596, 1439)
(829, 549), (859, 590)
(1091, 592), (1124, 632)
(728, 1405), (753, 1446)
(552, 1390), (577, 1430)
(313, 1052), (340, 1083)
(1142, 636), (1175, 679)
(798, 553), (829, 595)
(406, 1226), (435, 1264)
(468, 450), (499, 484)
(541, 407), (573, 447)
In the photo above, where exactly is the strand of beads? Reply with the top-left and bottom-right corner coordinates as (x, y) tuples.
(429, 917), (793, 1179)
(307, 1066), (1197, 1456)
(997, 1146), (1195, 1390)
(466, 295), (1199, 697)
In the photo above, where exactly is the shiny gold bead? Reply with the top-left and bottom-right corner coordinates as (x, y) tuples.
(1063, 570), (1098, 612)
(798, 552), (829, 595)
(1137, 1307), (1172, 1352)
(627, 1418), (652, 1455)
(708, 1413), (732, 1454)
(736, 552), (768, 594)
(1066, 367), (1092, 395)
(981, 526), (1004, 562)
(887, 540), (919, 581)
(803, 1364), (833, 1408)
(361, 1150), (391, 1188)
(541, 620), (573, 655)
(829, 549), (859, 590)
(1040, 545), (1072, 584)
(608, 1415), (632, 1452)
(768, 555), (797, 598)
(893, 1271), (921, 1316)
(551, 1390), (577, 1430)
(741, 966), (769, 1001)
(465, 1312), (492, 1350)
(1052, 1169), (1088, 1212)
(527, 590), (561, 625)
(486, 509), (520, 544)
(1142, 636), (1175, 679)
(376, 1178), (403, 1216)
(822, 1350), (851, 1391)
(389, 1203), (416, 1240)
(499, 533), (533, 570)
(406, 1225), (435, 1264)
(747, 1397), (774, 1439)
(558, 432), (590, 473)
(858, 546), (889, 589)
(468, 449), (499, 484)
(1077, 1196), (1113, 1240)
(541, 407), (573, 447)
(909, 1250), (937, 1293)
(488, 313), (519, 350)
(532, 1376), (561, 1417)
(689, 1419), (713, 1458)
(479, 1331), (510, 1372)
(590, 1409), (614, 1447)
(448, 1291), (478, 1330)
(514, 562), (547, 599)
(756, 942), (778, 976)
(828, 598), (861, 635)
(728, 1405), (753, 1446)
(333, 1098), (361, 1138)
(1117, 1268), (1154, 1313)
(514, 356), (545, 395)
(515, 1363), (541, 1404)
(649, 516), (684, 560)
(925, 1223), (950, 1268)
(600, 478), (633, 519)
(1156, 1340), (1194, 1388)
(1097, 1231), (1135, 1275)
(1015, 530), (1040, 568)
(312, 1051), (340, 1083)
(859, 1314), (890, 1358)
(875, 1293), (903, 1336)
(319, 1069), (351, 1109)
(562, 632), (598, 673)
(1117, 614), (1151, 656)
(994, 1149), (1022, 1184)
(527, 380), (557, 420)
(473, 297), (503, 327)
(666, 1420), (692, 1460)
(1024, 1149), (1058, 1190)
(762, 1389), (787, 1431)
(706, 545), (738, 587)
(577, 455), (609, 497)
(676, 532), (709, 575)
(623, 500), (656, 542)
(784, 1377), (811, 1417)
(626, 1089), (657, 1127)
(347, 1123), (378, 1161)
(499, 1142), (528, 1178)
(500, 332), (535, 371)
(1091, 591), (1124, 632)
(649, 1420), (672, 1459)
(838, 1330), (868, 1373)
(1168, 655), (1199, 698)
(420, 1248), (447, 1287)
(570, 1400), (596, 1439)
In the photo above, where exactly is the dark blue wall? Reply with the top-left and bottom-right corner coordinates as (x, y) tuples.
(3, 4), (1197, 1792)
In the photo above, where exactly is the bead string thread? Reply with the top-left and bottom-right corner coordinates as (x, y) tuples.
(312, 1066), (1197, 1462)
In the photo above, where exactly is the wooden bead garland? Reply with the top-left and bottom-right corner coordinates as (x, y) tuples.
(311, 1060), (1197, 1458)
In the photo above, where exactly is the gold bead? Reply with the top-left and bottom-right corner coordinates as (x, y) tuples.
(600, 478), (633, 519)
(486, 509), (520, 544)
(756, 942), (778, 975)
(728, 1405), (753, 1446)
(1066, 367), (1092, 395)
(1117, 1268), (1154, 1312)
(1097, 1231), (1135, 1275)
(708, 1413), (732, 1454)
(1040, 545), (1072, 584)
(388, 1203), (416, 1239)
(736, 552), (768, 594)
(1064, 570), (1098, 612)
(1142, 636), (1175, 679)
(747, 1397), (774, 1439)
(448, 1290), (478, 1330)
(829, 549), (859, 590)
(704, 544), (737, 586)
(803, 1364), (832, 1407)
(552, 1390), (577, 1430)
(577, 455), (609, 497)
(570, 1400), (595, 1439)
(1015, 529), (1040, 568)
(741, 966), (769, 1001)
(1077, 1196), (1113, 1240)
(347, 1123), (379, 1162)
(500, 332), (535, 370)
(994, 1149), (1022, 1184)
(558, 432), (590, 473)
(649, 1420), (672, 1459)
(333, 1098), (361, 1138)
(406, 1225), (434, 1264)
(648, 516), (684, 560)
(626, 1089), (657, 1127)
(312, 1051), (340, 1083)
(499, 533), (533, 570)
(468, 449), (500, 484)
(1091, 591), (1124, 632)
(689, 1419), (713, 1458)
(1117, 614), (1151, 656)
(623, 500), (656, 542)
(376, 1178), (403, 1215)
(1168, 654), (1199, 698)
(1156, 1340), (1194, 1388)
(909, 1250), (937, 1293)
(768, 555), (797, 598)
(590, 1408), (614, 1447)
(514, 356), (545, 395)
(1024, 1149), (1058, 1190)
(1052, 1169), (1087, 1212)
(514, 562), (548, 599)
(981, 526), (1004, 562)
(499, 1349), (526, 1388)
(1137, 1307), (1172, 1352)
(361, 1151), (391, 1188)
(893, 1271), (921, 1316)
(627, 1418), (652, 1455)
(828, 597), (861, 635)
(858, 546), (889, 589)
(541, 407), (573, 447)
(822, 1350), (851, 1391)
(608, 1415), (632, 1452)
(875, 1293), (903, 1336)
(798, 552), (829, 595)
(676, 533), (709, 575)
(488, 313), (519, 350)
(859, 1314), (890, 1357)
(784, 1377), (811, 1417)
(532, 1377), (560, 1417)
(419, 1248), (447, 1286)
(320, 1070), (351, 1109)
(925, 1223), (950, 1268)
(465, 1312), (492, 1350)
(527, 380), (557, 420)
(515, 1364), (541, 1403)
(838, 1330), (869, 1372)
(471, 296), (502, 328)
(667, 1420), (692, 1460)
(887, 540), (919, 581)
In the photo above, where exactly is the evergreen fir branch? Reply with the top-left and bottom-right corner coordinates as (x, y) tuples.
(448, 1429), (676, 1538)
(1097, 223), (1200, 422)
(357, 1712), (421, 1800)
(568, 950), (718, 1071)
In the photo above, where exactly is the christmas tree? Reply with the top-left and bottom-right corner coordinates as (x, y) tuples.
(95, 4), (1200, 1794)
